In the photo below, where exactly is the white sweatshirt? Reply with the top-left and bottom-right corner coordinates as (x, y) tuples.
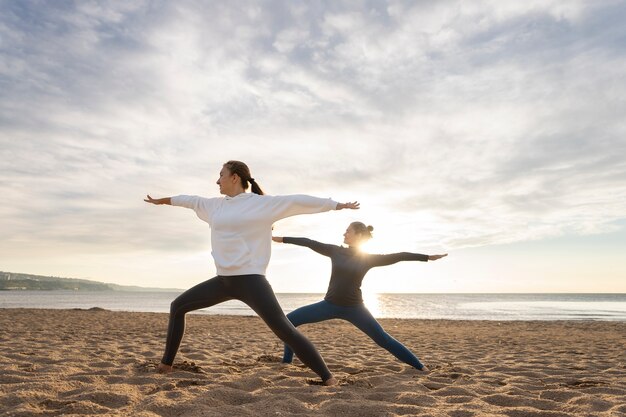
(171, 193), (339, 276)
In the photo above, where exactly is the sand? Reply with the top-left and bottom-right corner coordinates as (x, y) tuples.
(0, 308), (624, 417)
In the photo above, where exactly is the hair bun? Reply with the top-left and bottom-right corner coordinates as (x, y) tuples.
(367, 225), (374, 232)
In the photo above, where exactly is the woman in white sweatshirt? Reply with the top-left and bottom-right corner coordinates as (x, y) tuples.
(145, 160), (358, 385)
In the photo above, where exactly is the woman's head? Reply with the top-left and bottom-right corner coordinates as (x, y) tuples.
(343, 222), (374, 247)
(217, 160), (264, 196)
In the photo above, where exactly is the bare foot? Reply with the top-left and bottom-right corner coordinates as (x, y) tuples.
(418, 365), (430, 373)
(157, 363), (174, 374)
(323, 376), (339, 386)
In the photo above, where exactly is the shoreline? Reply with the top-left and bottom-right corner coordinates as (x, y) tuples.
(2, 306), (626, 323)
(1, 308), (625, 416)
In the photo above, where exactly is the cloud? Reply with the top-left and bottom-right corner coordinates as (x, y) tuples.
(1, 1), (625, 285)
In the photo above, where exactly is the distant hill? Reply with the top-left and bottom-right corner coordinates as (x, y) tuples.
(0, 271), (181, 292)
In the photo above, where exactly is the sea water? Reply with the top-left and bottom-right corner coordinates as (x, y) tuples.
(1, 291), (625, 321)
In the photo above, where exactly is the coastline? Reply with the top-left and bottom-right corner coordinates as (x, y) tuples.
(1, 308), (625, 416)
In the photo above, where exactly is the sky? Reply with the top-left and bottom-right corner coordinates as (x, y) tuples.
(1, 1), (625, 293)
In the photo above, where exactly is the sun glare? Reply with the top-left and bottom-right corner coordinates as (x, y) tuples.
(359, 239), (388, 254)
(362, 290), (382, 317)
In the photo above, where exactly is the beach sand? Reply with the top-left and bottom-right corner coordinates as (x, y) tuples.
(0, 308), (624, 417)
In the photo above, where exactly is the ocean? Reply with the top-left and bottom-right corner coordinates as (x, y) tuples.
(1, 291), (625, 321)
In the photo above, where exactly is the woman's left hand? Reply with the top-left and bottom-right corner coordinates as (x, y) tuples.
(428, 254), (448, 261)
(336, 201), (360, 210)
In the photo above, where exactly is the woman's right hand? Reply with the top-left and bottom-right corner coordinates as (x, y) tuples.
(144, 195), (171, 205)
(272, 236), (284, 243)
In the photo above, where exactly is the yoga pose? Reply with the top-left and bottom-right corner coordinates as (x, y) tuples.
(145, 160), (359, 385)
(273, 222), (447, 371)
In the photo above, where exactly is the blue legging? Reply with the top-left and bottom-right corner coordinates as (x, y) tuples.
(282, 300), (424, 370)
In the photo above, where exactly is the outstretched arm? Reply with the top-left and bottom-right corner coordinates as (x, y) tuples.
(368, 252), (448, 267)
(147, 195), (218, 224)
(144, 195), (172, 205)
(268, 195), (359, 222)
(273, 236), (336, 257)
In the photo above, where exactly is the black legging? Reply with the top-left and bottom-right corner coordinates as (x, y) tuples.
(161, 274), (332, 381)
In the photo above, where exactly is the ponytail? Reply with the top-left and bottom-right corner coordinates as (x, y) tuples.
(248, 177), (264, 195)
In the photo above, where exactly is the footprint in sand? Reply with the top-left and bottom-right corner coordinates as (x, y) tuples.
(17, 363), (36, 372)
(422, 382), (446, 391)
(445, 395), (475, 404)
(561, 379), (607, 388)
(395, 393), (438, 407)
(70, 391), (134, 409)
(447, 410), (476, 417)
(39, 399), (77, 411)
(175, 379), (205, 388)
(256, 354), (282, 363)
(432, 386), (475, 398)
(482, 394), (558, 411)
(538, 389), (582, 402)
(173, 360), (204, 373)
(569, 396), (616, 413)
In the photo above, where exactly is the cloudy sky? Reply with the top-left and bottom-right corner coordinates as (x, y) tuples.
(1, 0), (625, 293)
